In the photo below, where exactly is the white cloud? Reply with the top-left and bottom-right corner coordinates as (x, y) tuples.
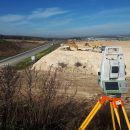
(0, 7), (69, 23)
(0, 14), (25, 22)
(82, 8), (130, 20)
(28, 8), (68, 19)
(48, 18), (73, 26)
(97, 8), (130, 16)
(60, 22), (130, 36)
(0, 7), (130, 37)
(20, 22), (130, 37)
(1, 21), (130, 37)
(0, 7), (72, 36)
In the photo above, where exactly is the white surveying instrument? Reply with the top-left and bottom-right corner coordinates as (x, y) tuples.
(98, 46), (128, 95)
(79, 46), (130, 130)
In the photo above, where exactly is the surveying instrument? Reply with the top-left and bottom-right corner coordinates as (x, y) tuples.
(79, 46), (130, 130)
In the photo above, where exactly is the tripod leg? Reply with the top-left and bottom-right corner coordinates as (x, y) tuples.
(79, 101), (102, 130)
(121, 106), (130, 130)
(110, 102), (116, 130)
(114, 107), (121, 129)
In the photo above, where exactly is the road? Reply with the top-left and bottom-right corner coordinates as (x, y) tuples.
(0, 41), (62, 67)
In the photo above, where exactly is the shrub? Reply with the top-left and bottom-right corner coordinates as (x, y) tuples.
(0, 66), (129, 130)
(85, 43), (90, 46)
(0, 65), (20, 103)
(75, 62), (82, 67)
(58, 62), (68, 68)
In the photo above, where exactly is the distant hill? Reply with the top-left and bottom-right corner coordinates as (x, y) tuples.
(0, 34), (62, 41)
(0, 34), (130, 41)
(0, 34), (4, 39)
(0, 35), (48, 60)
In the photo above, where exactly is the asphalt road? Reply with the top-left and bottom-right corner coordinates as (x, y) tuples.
(0, 41), (62, 67)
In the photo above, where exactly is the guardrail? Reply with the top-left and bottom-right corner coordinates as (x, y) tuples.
(0, 40), (63, 66)
(0, 42), (49, 63)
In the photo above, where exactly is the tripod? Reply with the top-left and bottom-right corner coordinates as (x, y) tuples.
(79, 95), (130, 130)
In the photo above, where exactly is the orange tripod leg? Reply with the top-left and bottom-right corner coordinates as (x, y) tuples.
(110, 102), (116, 130)
(79, 101), (102, 130)
(113, 107), (121, 129)
(121, 106), (130, 130)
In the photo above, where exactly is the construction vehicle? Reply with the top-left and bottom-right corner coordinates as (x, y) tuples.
(85, 42), (102, 50)
(64, 40), (78, 50)
(92, 42), (102, 49)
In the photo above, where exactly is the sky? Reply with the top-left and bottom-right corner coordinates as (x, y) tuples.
(0, 0), (130, 37)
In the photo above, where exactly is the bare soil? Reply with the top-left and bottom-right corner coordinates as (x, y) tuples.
(32, 40), (130, 112)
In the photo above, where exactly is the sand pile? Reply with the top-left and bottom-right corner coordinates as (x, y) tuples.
(32, 47), (101, 74)
(32, 40), (130, 77)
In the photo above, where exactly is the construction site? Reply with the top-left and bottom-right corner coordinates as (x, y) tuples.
(0, 38), (130, 130)
(32, 39), (130, 99)
(1, 0), (130, 129)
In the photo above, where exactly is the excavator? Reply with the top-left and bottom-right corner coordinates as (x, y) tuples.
(64, 40), (78, 50)
(63, 40), (102, 51)
(85, 42), (102, 50)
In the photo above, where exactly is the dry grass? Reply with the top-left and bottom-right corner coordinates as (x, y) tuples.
(0, 39), (46, 60)
(0, 65), (129, 130)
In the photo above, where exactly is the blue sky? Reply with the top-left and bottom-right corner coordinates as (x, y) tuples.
(0, 0), (130, 37)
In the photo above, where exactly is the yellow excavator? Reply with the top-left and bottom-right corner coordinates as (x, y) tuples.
(64, 40), (78, 50)
(85, 42), (102, 50)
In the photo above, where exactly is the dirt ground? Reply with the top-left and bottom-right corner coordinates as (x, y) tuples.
(32, 40), (130, 112)
(0, 39), (47, 59)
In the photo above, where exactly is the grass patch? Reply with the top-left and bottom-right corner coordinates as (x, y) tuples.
(16, 44), (59, 70)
